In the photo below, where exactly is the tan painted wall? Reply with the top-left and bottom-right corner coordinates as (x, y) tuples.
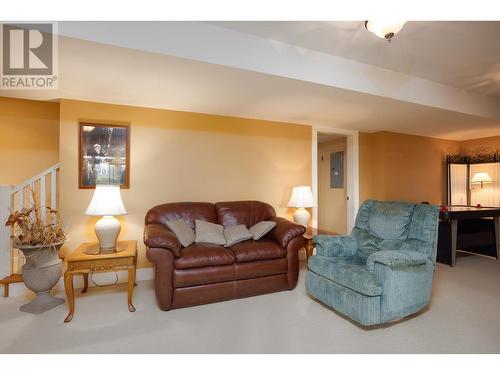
(0, 97), (59, 185)
(59, 99), (312, 268)
(359, 132), (379, 204)
(359, 131), (461, 205)
(460, 135), (500, 155)
(317, 138), (347, 234)
(1, 95), (492, 268)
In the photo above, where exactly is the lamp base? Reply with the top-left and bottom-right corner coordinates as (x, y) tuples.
(99, 246), (118, 254)
(95, 215), (121, 254)
(293, 207), (311, 228)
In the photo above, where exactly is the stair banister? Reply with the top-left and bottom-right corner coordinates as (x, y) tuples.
(0, 163), (60, 297)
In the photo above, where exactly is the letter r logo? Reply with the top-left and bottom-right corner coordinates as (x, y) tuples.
(2, 23), (53, 75)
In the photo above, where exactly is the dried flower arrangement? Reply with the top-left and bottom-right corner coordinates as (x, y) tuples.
(4, 188), (66, 247)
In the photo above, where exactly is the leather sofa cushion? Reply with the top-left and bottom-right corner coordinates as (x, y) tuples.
(174, 243), (235, 269)
(235, 258), (287, 280)
(229, 239), (286, 263)
(145, 202), (217, 229)
(308, 255), (382, 297)
(174, 265), (235, 287)
(173, 258), (288, 288)
(215, 201), (276, 228)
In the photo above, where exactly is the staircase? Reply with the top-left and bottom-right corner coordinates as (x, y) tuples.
(0, 163), (60, 297)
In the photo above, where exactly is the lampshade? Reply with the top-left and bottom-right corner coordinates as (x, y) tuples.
(365, 20), (407, 40)
(287, 186), (315, 208)
(85, 185), (127, 216)
(471, 172), (493, 184)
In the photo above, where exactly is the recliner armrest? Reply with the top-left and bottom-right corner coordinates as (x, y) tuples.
(366, 250), (427, 272)
(144, 223), (181, 257)
(269, 217), (306, 248)
(313, 235), (358, 257)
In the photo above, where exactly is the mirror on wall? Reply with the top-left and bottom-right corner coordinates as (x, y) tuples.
(449, 164), (467, 205)
(447, 155), (500, 207)
(470, 163), (499, 207)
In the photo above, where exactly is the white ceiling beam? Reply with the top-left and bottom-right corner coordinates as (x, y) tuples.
(59, 21), (500, 121)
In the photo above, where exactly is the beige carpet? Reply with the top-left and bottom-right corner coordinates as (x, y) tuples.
(1, 255), (499, 353)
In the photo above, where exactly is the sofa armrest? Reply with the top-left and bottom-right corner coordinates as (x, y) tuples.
(366, 250), (428, 272)
(269, 217), (306, 248)
(313, 235), (358, 257)
(144, 223), (181, 258)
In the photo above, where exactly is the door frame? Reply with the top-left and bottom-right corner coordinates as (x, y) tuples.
(312, 126), (359, 232)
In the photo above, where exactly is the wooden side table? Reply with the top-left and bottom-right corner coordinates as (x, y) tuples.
(0, 274), (23, 297)
(63, 240), (137, 323)
(303, 227), (337, 259)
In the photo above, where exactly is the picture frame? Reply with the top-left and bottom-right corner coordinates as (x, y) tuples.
(78, 122), (130, 189)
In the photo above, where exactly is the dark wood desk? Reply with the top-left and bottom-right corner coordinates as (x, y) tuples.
(438, 206), (500, 266)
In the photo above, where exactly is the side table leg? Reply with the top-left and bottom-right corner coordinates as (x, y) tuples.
(306, 239), (313, 259)
(82, 273), (89, 293)
(134, 255), (138, 287)
(127, 266), (136, 312)
(64, 271), (75, 323)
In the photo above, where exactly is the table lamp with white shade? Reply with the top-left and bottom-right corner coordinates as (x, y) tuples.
(85, 185), (127, 254)
(287, 185), (316, 227)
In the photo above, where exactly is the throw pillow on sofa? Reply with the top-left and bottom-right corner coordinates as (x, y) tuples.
(195, 219), (226, 245)
(224, 225), (253, 247)
(165, 218), (195, 247)
(249, 221), (276, 240)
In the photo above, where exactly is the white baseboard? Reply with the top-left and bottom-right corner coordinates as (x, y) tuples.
(5, 267), (154, 298)
(6, 249), (308, 298)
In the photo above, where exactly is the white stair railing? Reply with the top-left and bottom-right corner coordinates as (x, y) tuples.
(0, 186), (12, 287)
(0, 163), (60, 284)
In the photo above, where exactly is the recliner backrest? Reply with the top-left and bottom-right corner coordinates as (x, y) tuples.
(401, 203), (440, 262)
(352, 200), (439, 261)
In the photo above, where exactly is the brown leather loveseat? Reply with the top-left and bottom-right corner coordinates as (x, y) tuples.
(144, 201), (306, 310)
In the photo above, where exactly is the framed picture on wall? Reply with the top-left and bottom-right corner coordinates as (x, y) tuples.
(79, 122), (130, 189)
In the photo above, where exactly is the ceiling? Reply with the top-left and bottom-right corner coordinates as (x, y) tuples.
(2, 35), (498, 140)
(208, 21), (500, 98)
(318, 133), (346, 143)
(1, 21), (500, 141)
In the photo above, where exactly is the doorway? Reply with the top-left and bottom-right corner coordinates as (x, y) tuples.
(311, 127), (359, 234)
(317, 133), (348, 233)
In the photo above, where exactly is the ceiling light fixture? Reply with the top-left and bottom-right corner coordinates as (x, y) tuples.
(365, 21), (407, 41)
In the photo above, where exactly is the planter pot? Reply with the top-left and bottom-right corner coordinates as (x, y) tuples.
(18, 242), (65, 314)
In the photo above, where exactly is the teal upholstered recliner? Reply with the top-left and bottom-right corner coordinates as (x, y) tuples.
(305, 200), (440, 326)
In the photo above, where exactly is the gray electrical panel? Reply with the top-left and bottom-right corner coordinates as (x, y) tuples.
(330, 151), (344, 188)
